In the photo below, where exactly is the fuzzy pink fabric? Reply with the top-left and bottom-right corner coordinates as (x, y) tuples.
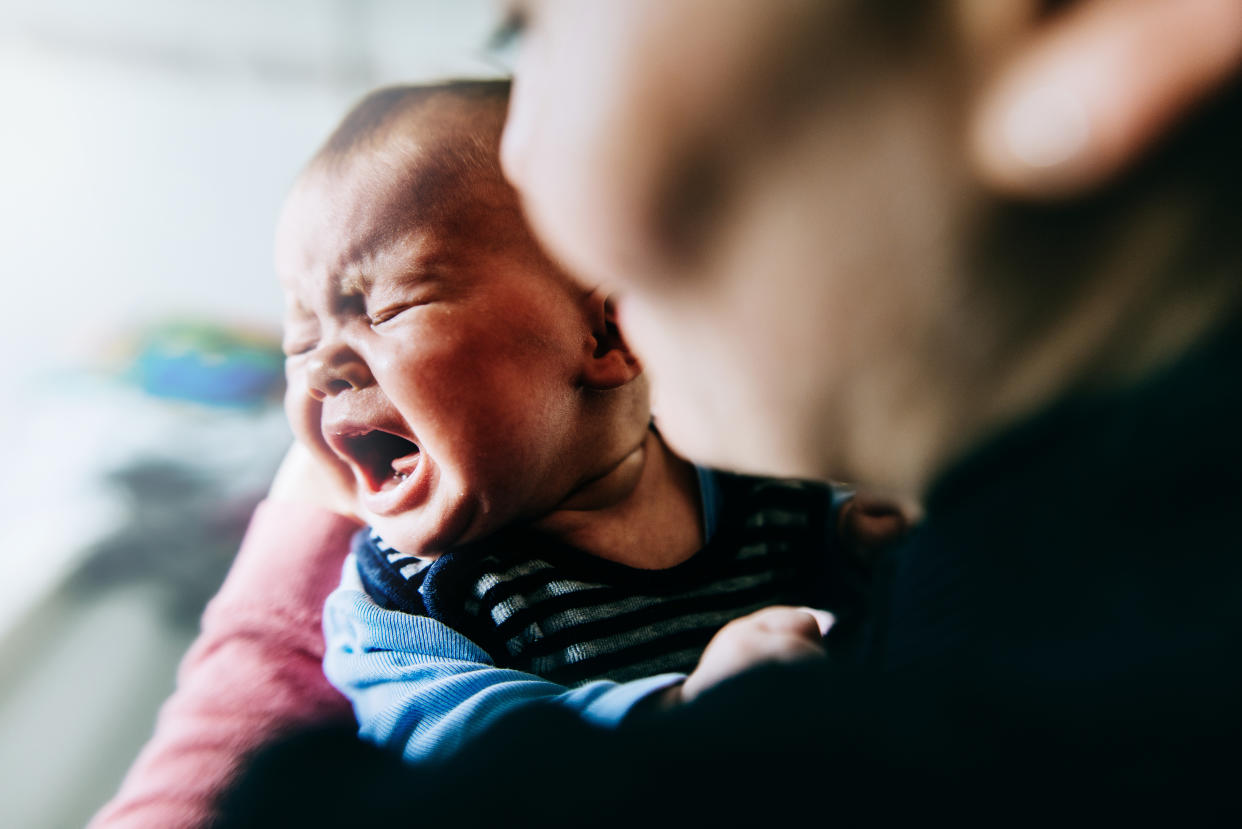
(89, 499), (360, 829)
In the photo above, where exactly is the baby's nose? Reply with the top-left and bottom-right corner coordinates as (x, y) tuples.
(306, 343), (373, 399)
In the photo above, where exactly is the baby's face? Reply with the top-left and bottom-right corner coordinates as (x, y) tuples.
(276, 148), (598, 556)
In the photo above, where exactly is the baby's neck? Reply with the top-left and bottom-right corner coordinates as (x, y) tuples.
(534, 430), (704, 569)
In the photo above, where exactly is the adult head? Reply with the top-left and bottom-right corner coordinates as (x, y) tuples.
(499, 0), (1242, 496)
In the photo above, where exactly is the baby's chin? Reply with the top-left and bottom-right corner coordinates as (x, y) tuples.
(364, 517), (445, 558)
(362, 499), (481, 558)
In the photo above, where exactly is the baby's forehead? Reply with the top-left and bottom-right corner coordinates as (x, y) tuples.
(371, 144), (517, 251)
(322, 88), (508, 198)
(277, 135), (530, 297)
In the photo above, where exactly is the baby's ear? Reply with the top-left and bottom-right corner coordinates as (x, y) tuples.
(580, 289), (643, 390)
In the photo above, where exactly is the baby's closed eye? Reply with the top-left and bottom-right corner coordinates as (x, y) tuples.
(367, 303), (422, 327)
(365, 276), (441, 327)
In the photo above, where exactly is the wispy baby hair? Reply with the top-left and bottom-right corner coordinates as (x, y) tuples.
(314, 79), (511, 166)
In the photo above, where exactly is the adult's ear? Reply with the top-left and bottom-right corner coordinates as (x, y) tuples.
(966, 0), (1242, 198)
(579, 288), (643, 390)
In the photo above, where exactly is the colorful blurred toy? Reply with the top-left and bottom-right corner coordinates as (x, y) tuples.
(124, 320), (285, 407)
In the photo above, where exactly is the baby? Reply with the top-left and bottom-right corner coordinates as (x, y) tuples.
(277, 81), (865, 761)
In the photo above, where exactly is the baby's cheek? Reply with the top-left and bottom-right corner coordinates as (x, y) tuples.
(283, 378), (328, 456)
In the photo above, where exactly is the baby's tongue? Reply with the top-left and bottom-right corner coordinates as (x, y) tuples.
(391, 451), (419, 478)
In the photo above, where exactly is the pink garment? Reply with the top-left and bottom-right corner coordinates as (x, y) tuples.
(89, 499), (360, 829)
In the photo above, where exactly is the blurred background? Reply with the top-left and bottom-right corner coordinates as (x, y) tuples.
(0, 2), (500, 825)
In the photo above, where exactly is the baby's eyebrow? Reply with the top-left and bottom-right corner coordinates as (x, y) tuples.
(345, 233), (456, 292)
(312, 266), (372, 315)
(336, 269), (372, 298)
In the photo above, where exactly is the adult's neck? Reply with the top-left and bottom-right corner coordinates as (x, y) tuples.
(848, 266), (1242, 502)
(534, 429), (704, 569)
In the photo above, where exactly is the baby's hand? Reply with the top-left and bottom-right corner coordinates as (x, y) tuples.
(667, 606), (834, 706)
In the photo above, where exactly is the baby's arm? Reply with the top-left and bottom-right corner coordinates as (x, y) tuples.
(324, 557), (686, 764)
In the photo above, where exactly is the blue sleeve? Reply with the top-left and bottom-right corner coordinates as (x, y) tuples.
(322, 555), (686, 764)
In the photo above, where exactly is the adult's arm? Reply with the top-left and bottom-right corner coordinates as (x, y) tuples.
(88, 499), (359, 829)
(324, 556), (685, 764)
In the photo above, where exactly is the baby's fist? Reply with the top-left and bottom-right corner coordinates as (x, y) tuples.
(674, 606), (834, 705)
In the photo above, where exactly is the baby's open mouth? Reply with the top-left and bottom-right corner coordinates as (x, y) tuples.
(339, 430), (421, 492)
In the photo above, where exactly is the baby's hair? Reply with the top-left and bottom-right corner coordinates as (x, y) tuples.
(300, 79), (518, 239)
(313, 79), (510, 167)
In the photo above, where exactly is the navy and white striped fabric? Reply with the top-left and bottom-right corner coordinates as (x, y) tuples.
(353, 472), (834, 687)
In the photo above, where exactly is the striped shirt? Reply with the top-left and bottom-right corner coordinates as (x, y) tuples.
(354, 471), (835, 688)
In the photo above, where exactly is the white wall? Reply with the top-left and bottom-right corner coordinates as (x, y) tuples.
(0, 0), (502, 370)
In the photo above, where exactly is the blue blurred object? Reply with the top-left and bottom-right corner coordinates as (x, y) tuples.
(126, 321), (285, 407)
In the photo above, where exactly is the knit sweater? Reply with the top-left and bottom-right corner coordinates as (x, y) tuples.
(88, 500), (358, 829)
